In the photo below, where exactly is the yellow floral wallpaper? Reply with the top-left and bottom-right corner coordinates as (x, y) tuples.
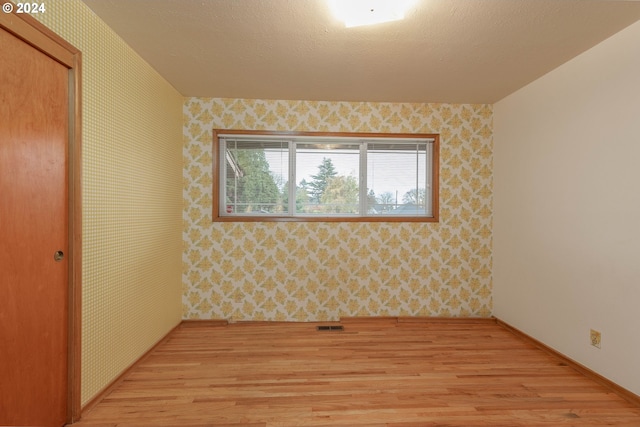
(183, 98), (493, 321)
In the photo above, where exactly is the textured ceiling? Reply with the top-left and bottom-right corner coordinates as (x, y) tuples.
(82, 0), (640, 104)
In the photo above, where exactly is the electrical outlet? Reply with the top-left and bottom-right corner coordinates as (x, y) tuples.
(590, 329), (601, 349)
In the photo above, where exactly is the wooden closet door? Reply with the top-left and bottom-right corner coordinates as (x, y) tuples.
(0, 26), (70, 427)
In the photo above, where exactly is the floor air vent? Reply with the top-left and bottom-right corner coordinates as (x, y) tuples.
(316, 325), (344, 331)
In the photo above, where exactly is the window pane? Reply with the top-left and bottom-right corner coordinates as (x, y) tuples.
(295, 143), (360, 215)
(216, 132), (437, 221)
(224, 139), (288, 214)
(366, 142), (430, 216)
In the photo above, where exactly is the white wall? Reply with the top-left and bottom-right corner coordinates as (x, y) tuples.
(493, 20), (640, 395)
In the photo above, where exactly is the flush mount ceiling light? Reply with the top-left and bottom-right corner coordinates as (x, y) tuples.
(328, 0), (417, 28)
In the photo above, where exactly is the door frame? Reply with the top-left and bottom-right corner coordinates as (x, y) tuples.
(0, 8), (82, 423)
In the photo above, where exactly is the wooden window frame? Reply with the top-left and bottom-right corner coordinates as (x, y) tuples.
(212, 129), (439, 223)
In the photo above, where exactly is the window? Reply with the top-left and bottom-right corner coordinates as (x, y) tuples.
(213, 130), (439, 222)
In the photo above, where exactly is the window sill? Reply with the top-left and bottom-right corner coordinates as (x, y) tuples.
(213, 215), (439, 223)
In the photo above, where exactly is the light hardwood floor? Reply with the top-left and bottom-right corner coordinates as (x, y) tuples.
(71, 319), (640, 426)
